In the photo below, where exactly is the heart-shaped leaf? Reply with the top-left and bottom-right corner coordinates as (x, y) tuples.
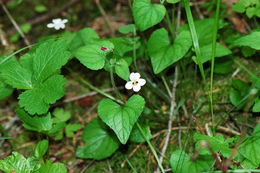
(148, 28), (192, 74)
(76, 118), (120, 160)
(74, 41), (114, 70)
(170, 150), (214, 173)
(133, 0), (166, 31)
(98, 95), (145, 144)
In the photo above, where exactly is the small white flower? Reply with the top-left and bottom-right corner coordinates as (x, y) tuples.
(125, 72), (146, 92)
(47, 18), (68, 30)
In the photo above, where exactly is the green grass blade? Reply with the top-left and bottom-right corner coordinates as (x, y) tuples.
(182, 0), (206, 81)
(210, 0), (221, 126)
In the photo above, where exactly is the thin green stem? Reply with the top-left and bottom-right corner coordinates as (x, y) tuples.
(125, 157), (138, 173)
(234, 59), (259, 80)
(109, 64), (123, 101)
(133, 28), (138, 71)
(161, 75), (172, 97)
(78, 77), (123, 104)
(210, 0), (221, 127)
(136, 123), (165, 173)
(165, 12), (175, 41)
(182, 0), (206, 81)
(0, 44), (33, 65)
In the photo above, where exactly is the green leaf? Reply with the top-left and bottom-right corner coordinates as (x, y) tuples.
(166, 0), (180, 4)
(32, 39), (71, 82)
(232, 0), (250, 13)
(118, 24), (136, 34)
(34, 140), (49, 159)
(0, 152), (34, 173)
(239, 135), (260, 166)
(16, 108), (52, 132)
(170, 150), (214, 173)
(37, 160), (67, 173)
(179, 18), (224, 46)
(194, 133), (233, 157)
(76, 118), (120, 160)
(47, 122), (67, 140)
(35, 4), (47, 13)
(109, 37), (139, 56)
(233, 31), (260, 50)
(133, 0), (166, 31)
(19, 75), (66, 115)
(98, 95), (145, 144)
(74, 41), (114, 70)
(129, 123), (152, 143)
(253, 98), (260, 112)
(115, 58), (130, 81)
(193, 43), (232, 64)
(148, 28), (192, 74)
(65, 123), (82, 137)
(69, 28), (100, 51)
(0, 80), (13, 100)
(0, 58), (33, 89)
(53, 108), (71, 123)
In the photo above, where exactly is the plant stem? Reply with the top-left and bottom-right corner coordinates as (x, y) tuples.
(0, 124), (17, 151)
(182, 0), (206, 81)
(136, 123), (165, 173)
(209, 0), (221, 128)
(78, 77), (123, 104)
(234, 59), (259, 80)
(109, 64), (123, 101)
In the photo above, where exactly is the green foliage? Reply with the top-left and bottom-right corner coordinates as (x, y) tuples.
(16, 109), (53, 132)
(232, 31), (260, 50)
(0, 80), (13, 100)
(236, 123), (260, 168)
(253, 98), (260, 112)
(74, 40), (114, 70)
(118, 24), (136, 34)
(0, 152), (36, 173)
(129, 123), (152, 143)
(98, 95), (145, 144)
(69, 28), (100, 51)
(147, 28), (192, 74)
(37, 160), (67, 173)
(0, 140), (66, 173)
(53, 108), (71, 123)
(133, 0), (166, 31)
(166, 0), (180, 4)
(194, 133), (234, 157)
(65, 123), (82, 137)
(170, 150), (214, 173)
(0, 39), (71, 115)
(76, 118), (120, 160)
(232, 0), (260, 18)
(34, 140), (49, 159)
(193, 43), (232, 64)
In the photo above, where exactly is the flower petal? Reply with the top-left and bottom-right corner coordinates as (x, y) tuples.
(133, 85), (141, 92)
(54, 24), (61, 30)
(53, 18), (62, 23)
(47, 23), (54, 28)
(62, 19), (68, 23)
(130, 72), (140, 81)
(125, 81), (133, 90)
(137, 78), (146, 86)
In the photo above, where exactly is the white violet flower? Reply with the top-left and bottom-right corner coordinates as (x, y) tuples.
(125, 72), (146, 92)
(47, 18), (68, 30)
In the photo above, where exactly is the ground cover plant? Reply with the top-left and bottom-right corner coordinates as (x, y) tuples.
(0, 0), (259, 172)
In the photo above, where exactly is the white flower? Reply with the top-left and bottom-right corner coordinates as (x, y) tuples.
(125, 72), (146, 92)
(47, 18), (68, 30)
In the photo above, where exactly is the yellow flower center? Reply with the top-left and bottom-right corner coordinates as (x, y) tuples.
(132, 80), (138, 86)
